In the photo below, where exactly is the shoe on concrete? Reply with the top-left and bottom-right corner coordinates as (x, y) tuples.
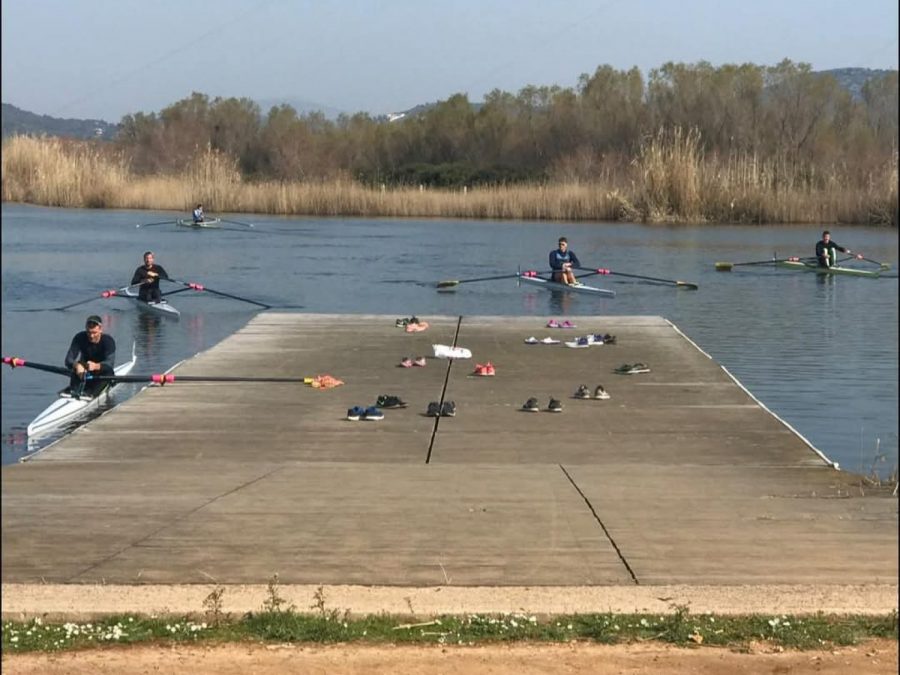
(594, 385), (611, 400)
(547, 398), (563, 412)
(426, 402), (442, 417)
(347, 406), (365, 421)
(522, 397), (540, 412)
(361, 406), (385, 421)
(574, 384), (592, 399)
(441, 401), (457, 417)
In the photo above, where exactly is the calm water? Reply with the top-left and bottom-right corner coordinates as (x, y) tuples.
(2, 204), (898, 475)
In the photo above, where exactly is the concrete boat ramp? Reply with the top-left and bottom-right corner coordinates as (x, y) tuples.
(2, 314), (897, 618)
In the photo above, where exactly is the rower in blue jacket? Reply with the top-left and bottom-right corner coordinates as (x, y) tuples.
(549, 236), (581, 285)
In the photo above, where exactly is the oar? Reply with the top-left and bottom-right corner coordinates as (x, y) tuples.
(221, 218), (255, 228)
(47, 284), (142, 311)
(136, 220), (176, 228)
(577, 267), (698, 290)
(714, 256), (814, 271)
(169, 279), (271, 309)
(88, 373), (307, 384)
(3, 357), (72, 377)
(859, 256), (891, 270)
(436, 272), (523, 289)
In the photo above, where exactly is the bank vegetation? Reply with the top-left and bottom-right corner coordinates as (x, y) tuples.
(2, 60), (897, 225)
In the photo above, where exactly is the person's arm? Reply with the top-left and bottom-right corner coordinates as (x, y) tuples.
(156, 264), (169, 280)
(549, 251), (561, 270)
(97, 336), (116, 370)
(131, 266), (147, 286)
(815, 241), (825, 257)
(570, 251), (581, 268)
(64, 335), (81, 369)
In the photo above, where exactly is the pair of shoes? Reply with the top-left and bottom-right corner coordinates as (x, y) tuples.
(565, 336), (592, 349)
(376, 395), (408, 409)
(573, 384), (592, 399)
(473, 362), (496, 376)
(399, 356), (427, 368)
(405, 321), (429, 333)
(426, 401), (457, 417)
(614, 363), (650, 375)
(395, 316), (418, 327)
(524, 336), (561, 345)
(521, 397), (562, 412)
(602, 333), (617, 345)
(347, 406), (385, 421)
(546, 319), (577, 329)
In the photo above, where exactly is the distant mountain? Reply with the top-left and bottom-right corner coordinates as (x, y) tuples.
(255, 97), (345, 120)
(819, 68), (895, 100)
(1, 103), (118, 140)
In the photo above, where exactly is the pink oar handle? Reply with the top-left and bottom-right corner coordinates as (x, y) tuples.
(151, 374), (176, 384)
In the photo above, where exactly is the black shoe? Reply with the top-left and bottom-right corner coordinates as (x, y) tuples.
(522, 397), (540, 412)
(376, 395), (407, 409)
(574, 384), (591, 399)
(440, 401), (457, 417)
(547, 398), (563, 412)
(426, 402), (442, 417)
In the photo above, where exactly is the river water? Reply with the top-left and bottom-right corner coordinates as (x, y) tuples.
(2, 203), (897, 476)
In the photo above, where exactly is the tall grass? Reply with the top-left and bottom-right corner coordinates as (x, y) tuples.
(2, 134), (896, 224)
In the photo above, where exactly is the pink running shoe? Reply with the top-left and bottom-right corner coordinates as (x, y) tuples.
(399, 357), (414, 368)
(412, 356), (427, 367)
(484, 362), (496, 376)
(546, 319), (560, 328)
(561, 320), (576, 329)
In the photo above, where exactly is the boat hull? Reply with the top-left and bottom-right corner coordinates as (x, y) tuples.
(123, 287), (181, 318)
(27, 346), (137, 437)
(775, 261), (882, 278)
(176, 218), (222, 228)
(518, 274), (616, 297)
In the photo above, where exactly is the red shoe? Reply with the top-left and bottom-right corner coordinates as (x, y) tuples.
(473, 364), (488, 376)
(484, 362), (496, 376)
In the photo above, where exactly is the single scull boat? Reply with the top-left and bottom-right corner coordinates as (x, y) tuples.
(176, 218), (222, 228)
(517, 273), (616, 297)
(27, 343), (137, 437)
(122, 286), (181, 319)
(775, 260), (883, 278)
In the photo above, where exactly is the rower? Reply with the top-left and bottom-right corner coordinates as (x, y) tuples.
(192, 203), (205, 223)
(131, 251), (170, 303)
(549, 236), (581, 286)
(65, 315), (116, 398)
(815, 230), (861, 268)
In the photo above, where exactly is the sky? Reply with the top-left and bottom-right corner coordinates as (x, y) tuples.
(2, 0), (897, 122)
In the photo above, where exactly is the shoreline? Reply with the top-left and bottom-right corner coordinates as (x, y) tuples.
(4, 583), (897, 621)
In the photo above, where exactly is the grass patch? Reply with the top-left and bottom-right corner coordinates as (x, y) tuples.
(3, 609), (896, 654)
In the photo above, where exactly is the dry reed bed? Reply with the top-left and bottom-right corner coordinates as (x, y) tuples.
(2, 135), (896, 225)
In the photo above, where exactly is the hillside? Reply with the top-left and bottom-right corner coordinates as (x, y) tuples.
(1, 103), (118, 140)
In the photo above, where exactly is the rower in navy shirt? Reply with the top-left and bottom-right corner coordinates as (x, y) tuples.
(65, 315), (116, 397)
(549, 236), (581, 286)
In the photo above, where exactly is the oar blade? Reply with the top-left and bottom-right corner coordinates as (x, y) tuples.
(714, 262), (734, 271)
(676, 281), (699, 290)
(435, 280), (460, 289)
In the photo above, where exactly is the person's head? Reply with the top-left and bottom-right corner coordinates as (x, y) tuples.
(143, 251), (154, 266)
(822, 230), (831, 242)
(196, 203), (202, 209)
(558, 237), (568, 250)
(85, 315), (103, 343)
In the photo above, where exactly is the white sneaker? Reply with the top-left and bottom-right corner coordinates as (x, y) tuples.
(540, 337), (560, 344)
(524, 336), (539, 344)
(432, 344), (472, 359)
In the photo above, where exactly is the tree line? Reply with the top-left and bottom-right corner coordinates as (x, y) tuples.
(107, 59), (895, 193)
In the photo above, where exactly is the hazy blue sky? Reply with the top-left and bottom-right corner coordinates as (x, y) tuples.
(2, 0), (897, 122)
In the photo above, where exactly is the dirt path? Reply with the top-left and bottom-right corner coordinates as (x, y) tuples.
(4, 641), (897, 675)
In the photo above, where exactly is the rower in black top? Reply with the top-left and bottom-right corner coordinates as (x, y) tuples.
(815, 230), (861, 268)
(65, 315), (116, 397)
(131, 251), (169, 303)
